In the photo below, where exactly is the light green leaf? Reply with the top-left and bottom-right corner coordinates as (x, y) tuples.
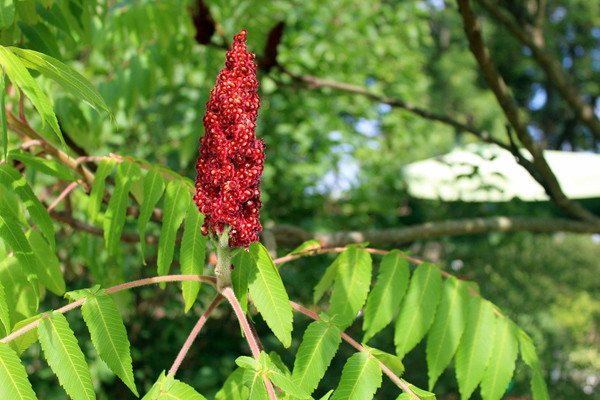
(236, 355), (261, 371)
(10, 47), (110, 115)
(363, 346), (404, 377)
(81, 292), (138, 396)
(0, 256), (37, 326)
(394, 263), (442, 358)
(180, 202), (205, 312)
(8, 315), (41, 355)
(330, 352), (382, 400)
(143, 371), (206, 400)
(329, 246), (372, 329)
(262, 352), (310, 399)
(0, 46), (63, 146)
(0, 342), (37, 400)
(0, 1), (15, 30)
(231, 248), (252, 314)
(215, 368), (249, 400)
(319, 390), (334, 400)
(104, 160), (141, 255)
(247, 242), (293, 348)
(284, 240), (322, 261)
(0, 206), (40, 284)
(396, 381), (436, 400)
(0, 163), (55, 250)
(426, 276), (469, 390)
(519, 331), (550, 400)
(480, 317), (518, 400)
(38, 311), (95, 400)
(0, 73), (7, 162)
(363, 250), (409, 343)
(137, 168), (165, 259)
(292, 320), (342, 395)
(8, 149), (76, 181)
(0, 279), (9, 337)
(244, 367), (268, 400)
(88, 158), (115, 223)
(313, 252), (341, 304)
(157, 179), (190, 280)
(455, 297), (495, 400)
(26, 229), (65, 295)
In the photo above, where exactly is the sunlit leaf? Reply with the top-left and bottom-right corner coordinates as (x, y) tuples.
(330, 352), (382, 400)
(8, 149), (76, 181)
(0, 342), (37, 400)
(480, 316), (518, 400)
(519, 331), (550, 400)
(215, 368), (249, 400)
(180, 202), (205, 312)
(26, 230), (65, 295)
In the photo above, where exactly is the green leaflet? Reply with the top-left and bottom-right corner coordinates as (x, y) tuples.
(263, 353), (310, 399)
(455, 296), (495, 400)
(8, 149), (76, 181)
(396, 381), (436, 400)
(180, 202), (205, 312)
(313, 251), (341, 304)
(138, 168), (165, 260)
(329, 246), (372, 329)
(330, 352), (382, 400)
(0, 1), (15, 30)
(363, 250), (409, 343)
(0, 46), (63, 146)
(38, 311), (95, 400)
(292, 320), (342, 395)
(0, 278), (10, 337)
(157, 179), (190, 281)
(247, 242), (293, 348)
(215, 368), (249, 400)
(142, 371), (206, 400)
(426, 276), (469, 390)
(0, 73), (7, 162)
(394, 263), (442, 358)
(363, 346), (404, 377)
(26, 229), (66, 295)
(243, 367), (268, 400)
(9, 47), (110, 115)
(0, 163), (55, 250)
(9, 315), (41, 355)
(480, 317), (519, 400)
(519, 331), (550, 400)
(231, 248), (252, 314)
(0, 256), (37, 326)
(104, 160), (141, 255)
(0, 342), (37, 400)
(88, 158), (115, 223)
(81, 292), (138, 396)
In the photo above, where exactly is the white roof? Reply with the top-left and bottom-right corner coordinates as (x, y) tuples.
(402, 144), (600, 202)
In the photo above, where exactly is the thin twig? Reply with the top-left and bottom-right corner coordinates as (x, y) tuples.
(168, 294), (224, 376)
(47, 181), (80, 212)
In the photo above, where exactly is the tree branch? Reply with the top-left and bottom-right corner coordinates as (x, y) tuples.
(475, 0), (600, 141)
(456, 0), (598, 222)
(268, 216), (600, 248)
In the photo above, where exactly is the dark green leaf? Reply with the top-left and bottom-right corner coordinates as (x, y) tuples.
(26, 229), (65, 295)
(180, 202), (205, 312)
(231, 248), (253, 314)
(88, 158), (115, 223)
(157, 179), (190, 279)
(138, 168), (165, 259)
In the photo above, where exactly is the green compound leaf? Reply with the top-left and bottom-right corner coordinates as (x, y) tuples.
(180, 201), (206, 312)
(480, 317), (519, 400)
(231, 248), (253, 314)
(0, 46), (63, 146)
(38, 311), (95, 400)
(0, 73), (7, 162)
(104, 160), (141, 255)
(142, 371), (206, 400)
(215, 368), (249, 400)
(8, 149), (76, 181)
(138, 168), (165, 260)
(455, 296), (495, 400)
(394, 263), (442, 358)
(0, 279), (10, 337)
(519, 331), (550, 400)
(0, 342), (37, 400)
(0, 163), (55, 250)
(81, 292), (138, 397)
(329, 246), (372, 329)
(10, 47), (110, 115)
(292, 320), (342, 395)
(363, 250), (409, 343)
(26, 229), (65, 295)
(157, 179), (190, 280)
(426, 276), (469, 390)
(330, 352), (382, 400)
(248, 242), (293, 348)
(313, 251), (342, 304)
(88, 158), (115, 223)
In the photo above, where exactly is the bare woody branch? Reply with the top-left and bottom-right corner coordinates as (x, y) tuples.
(476, 0), (600, 142)
(456, 0), (599, 222)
